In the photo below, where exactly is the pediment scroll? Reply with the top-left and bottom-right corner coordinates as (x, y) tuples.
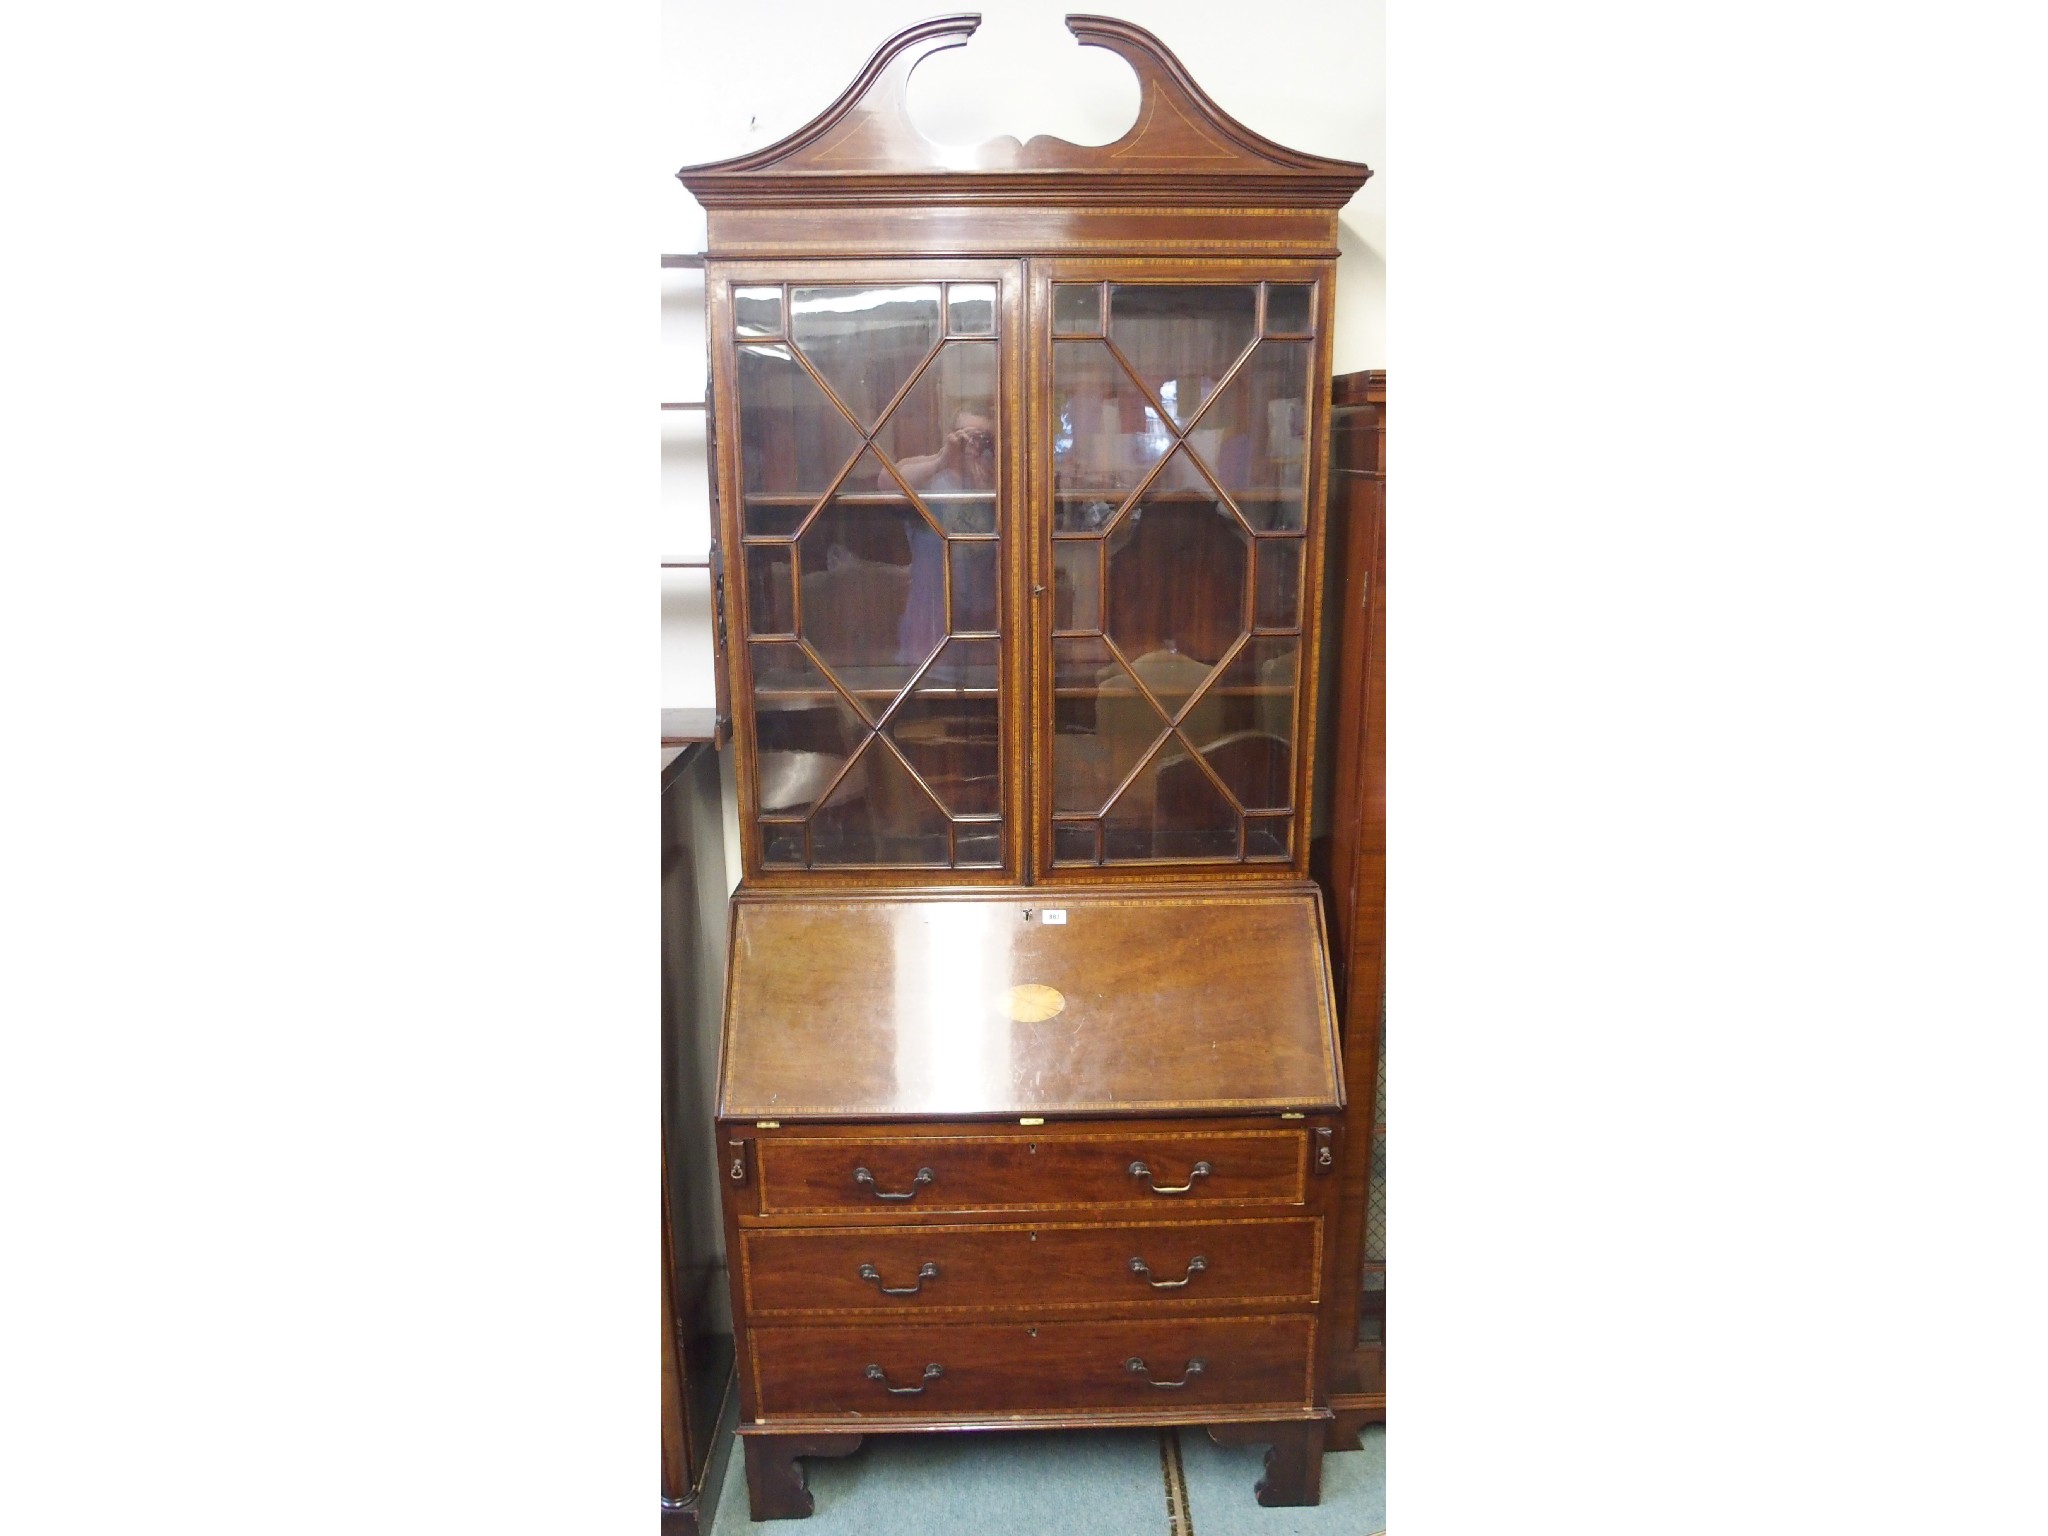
(678, 13), (1371, 197)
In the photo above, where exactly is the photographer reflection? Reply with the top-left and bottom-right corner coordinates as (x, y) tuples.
(887, 402), (997, 493)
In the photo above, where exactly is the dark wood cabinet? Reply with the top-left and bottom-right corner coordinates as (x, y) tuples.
(678, 14), (1370, 1519)
(1317, 368), (1387, 1441)
(662, 739), (737, 1534)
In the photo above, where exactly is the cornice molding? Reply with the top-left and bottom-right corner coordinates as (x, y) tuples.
(678, 14), (1372, 211)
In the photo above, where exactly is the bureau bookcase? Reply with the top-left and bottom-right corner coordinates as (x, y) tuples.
(679, 14), (1372, 1518)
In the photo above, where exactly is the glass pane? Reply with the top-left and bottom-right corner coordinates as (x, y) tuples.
(920, 637), (1001, 691)
(1102, 736), (1239, 862)
(762, 823), (805, 866)
(796, 466), (946, 700)
(1052, 636), (1168, 815)
(809, 740), (951, 866)
(1255, 538), (1303, 630)
(752, 683), (867, 817)
(1245, 815), (1292, 859)
(735, 286), (783, 338)
(1053, 823), (1099, 865)
(1104, 453), (1249, 712)
(1107, 285), (1258, 429)
(1180, 637), (1298, 811)
(744, 501), (807, 538)
(735, 344), (861, 500)
(950, 541), (999, 633)
(1186, 340), (1313, 531)
(1051, 341), (1172, 522)
(1053, 283), (1101, 335)
(1054, 495), (1118, 535)
(789, 285), (943, 430)
(1264, 284), (1313, 336)
(1052, 540), (1100, 633)
(947, 284), (996, 335)
(885, 639), (1001, 818)
(955, 826), (1002, 867)
(749, 640), (833, 696)
(933, 497), (996, 536)
(745, 546), (794, 635)
(873, 342), (998, 500)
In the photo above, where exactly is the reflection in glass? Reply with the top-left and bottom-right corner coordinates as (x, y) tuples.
(1255, 538), (1303, 630)
(947, 284), (996, 335)
(1180, 636), (1298, 809)
(931, 497), (996, 536)
(1108, 285), (1258, 429)
(736, 344), (862, 500)
(735, 286), (783, 338)
(1053, 540), (1100, 633)
(762, 824), (805, 866)
(919, 635), (1001, 692)
(1051, 341), (1170, 515)
(1186, 340), (1312, 531)
(1245, 816), (1292, 860)
(796, 488), (945, 695)
(1105, 455), (1249, 704)
(1053, 283), (1101, 335)
(744, 500), (807, 538)
(1052, 636), (1167, 815)
(809, 741), (950, 866)
(873, 342), (998, 501)
(745, 546), (794, 635)
(790, 285), (943, 429)
(1053, 823), (1099, 865)
(1102, 735), (1239, 862)
(1264, 284), (1313, 335)
(950, 541), (999, 633)
(886, 640), (1001, 818)
(955, 826), (1002, 867)
(751, 686), (867, 816)
(749, 640), (832, 695)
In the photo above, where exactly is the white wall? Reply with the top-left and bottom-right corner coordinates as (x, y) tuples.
(658, 0), (1384, 710)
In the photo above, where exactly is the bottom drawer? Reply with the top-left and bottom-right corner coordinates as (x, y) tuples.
(748, 1314), (1315, 1418)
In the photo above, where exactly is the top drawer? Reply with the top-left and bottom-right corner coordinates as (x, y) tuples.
(752, 1129), (1309, 1216)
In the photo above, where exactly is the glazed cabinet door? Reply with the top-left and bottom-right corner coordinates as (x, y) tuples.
(1034, 267), (1334, 878)
(713, 263), (1027, 881)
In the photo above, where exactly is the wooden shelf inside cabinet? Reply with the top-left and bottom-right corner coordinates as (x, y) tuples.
(677, 11), (1370, 1517)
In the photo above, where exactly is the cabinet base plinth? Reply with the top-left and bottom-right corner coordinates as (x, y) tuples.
(742, 1433), (863, 1521)
(1207, 1418), (1326, 1506)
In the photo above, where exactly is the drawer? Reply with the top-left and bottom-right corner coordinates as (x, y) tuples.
(748, 1314), (1316, 1418)
(739, 1217), (1322, 1316)
(752, 1129), (1307, 1216)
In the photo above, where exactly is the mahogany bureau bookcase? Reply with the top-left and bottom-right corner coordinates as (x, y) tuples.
(677, 14), (1372, 1519)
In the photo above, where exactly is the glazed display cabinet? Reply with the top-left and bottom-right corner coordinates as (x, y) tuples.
(679, 14), (1371, 1520)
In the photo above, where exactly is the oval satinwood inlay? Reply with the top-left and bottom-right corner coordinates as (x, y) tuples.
(999, 983), (1067, 1022)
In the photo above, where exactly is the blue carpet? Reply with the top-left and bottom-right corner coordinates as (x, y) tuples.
(705, 1424), (1386, 1534)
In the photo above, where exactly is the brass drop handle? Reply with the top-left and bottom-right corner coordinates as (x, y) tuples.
(1128, 1159), (1212, 1195)
(854, 1165), (934, 1201)
(1129, 1254), (1208, 1289)
(859, 1261), (939, 1296)
(1126, 1356), (1206, 1388)
(865, 1362), (944, 1395)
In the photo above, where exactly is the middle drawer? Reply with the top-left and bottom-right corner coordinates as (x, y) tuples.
(739, 1217), (1323, 1317)
(752, 1129), (1308, 1216)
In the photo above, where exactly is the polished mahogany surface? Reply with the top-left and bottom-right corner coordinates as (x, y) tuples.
(753, 1127), (1310, 1214)
(738, 1216), (1323, 1316)
(747, 1314), (1316, 1418)
(718, 887), (1341, 1119)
